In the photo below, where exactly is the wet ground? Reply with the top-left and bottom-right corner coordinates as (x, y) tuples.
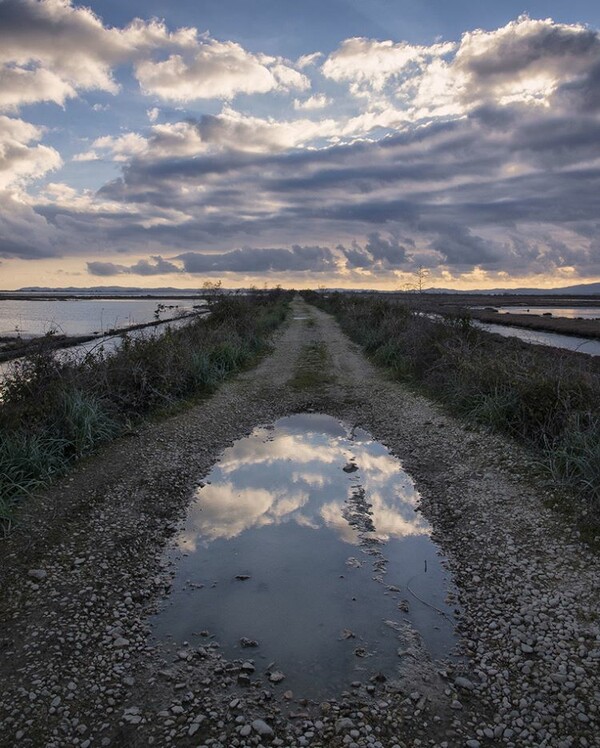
(152, 414), (456, 700)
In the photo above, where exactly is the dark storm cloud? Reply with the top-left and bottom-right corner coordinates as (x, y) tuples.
(87, 245), (336, 276)
(176, 245), (335, 273)
(63, 102), (600, 277)
(87, 255), (181, 276)
(427, 223), (504, 268)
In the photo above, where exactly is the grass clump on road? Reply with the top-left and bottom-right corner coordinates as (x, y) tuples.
(289, 341), (335, 390)
(304, 291), (600, 527)
(0, 292), (290, 533)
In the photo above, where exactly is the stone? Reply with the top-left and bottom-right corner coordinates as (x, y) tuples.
(455, 677), (475, 691)
(240, 637), (259, 648)
(252, 719), (274, 737)
(27, 569), (47, 580)
(335, 718), (354, 733)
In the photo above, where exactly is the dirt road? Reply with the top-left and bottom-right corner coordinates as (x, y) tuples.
(0, 299), (598, 747)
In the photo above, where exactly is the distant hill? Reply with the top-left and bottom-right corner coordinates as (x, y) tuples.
(6, 281), (600, 295)
(424, 282), (600, 295)
(13, 286), (204, 295)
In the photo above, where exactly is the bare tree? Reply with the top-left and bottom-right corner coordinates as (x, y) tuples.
(415, 266), (430, 293)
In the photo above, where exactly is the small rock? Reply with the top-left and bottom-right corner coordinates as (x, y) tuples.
(240, 637), (259, 648)
(335, 717), (355, 734)
(252, 719), (274, 737)
(269, 671), (285, 683)
(455, 676), (475, 691)
(27, 569), (47, 580)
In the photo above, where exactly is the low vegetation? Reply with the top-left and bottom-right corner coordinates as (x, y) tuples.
(0, 292), (290, 533)
(289, 340), (335, 390)
(304, 291), (600, 526)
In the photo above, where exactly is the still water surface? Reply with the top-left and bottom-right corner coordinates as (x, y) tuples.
(474, 321), (600, 356)
(0, 298), (201, 338)
(496, 306), (600, 320)
(151, 414), (456, 699)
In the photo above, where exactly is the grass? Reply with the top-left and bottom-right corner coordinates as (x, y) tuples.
(0, 292), (290, 533)
(303, 291), (600, 527)
(289, 341), (335, 390)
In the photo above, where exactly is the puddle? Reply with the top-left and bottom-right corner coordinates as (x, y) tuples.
(151, 414), (457, 699)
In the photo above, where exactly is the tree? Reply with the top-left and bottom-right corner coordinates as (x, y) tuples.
(415, 266), (430, 293)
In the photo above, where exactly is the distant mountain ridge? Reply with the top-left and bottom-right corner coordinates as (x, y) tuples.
(6, 281), (600, 295)
(424, 281), (600, 295)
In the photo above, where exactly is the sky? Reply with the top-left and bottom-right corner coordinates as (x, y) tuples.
(2, 1), (600, 290)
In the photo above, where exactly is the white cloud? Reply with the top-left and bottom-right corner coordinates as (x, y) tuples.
(0, 116), (61, 189)
(93, 132), (149, 161)
(0, 0), (196, 111)
(135, 39), (308, 102)
(148, 122), (205, 157)
(147, 107), (160, 122)
(452, 15), (600, 107)
(296, 51), (323, 69)
(270, 63), (310, 92)
(0, 66), (76, 111)
(294, 94), (331, 111)
(322, 37), (455, 96)
(195, 107), (341, 152)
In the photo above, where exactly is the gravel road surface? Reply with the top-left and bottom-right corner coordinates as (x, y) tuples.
(0, 299), (598, 748)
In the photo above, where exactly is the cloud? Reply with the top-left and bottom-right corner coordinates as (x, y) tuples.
(135, 39), (308, 102)
(0, 0), (195, 111)
(4, 13), (600, 284)
(74, 132), (149, 162)
(322, 36), (455, 96)
(87, 255), (181, 276)
(85, 246), (337, 276)
(0, 189), (59, 258)
(296, 52), (323, 69)
(176, 245), (337, 273)
(0, 115), (61, 189)
(293, 94), (331, 111)
(321, 16), (600, 120)
(339, 233), (409, 268)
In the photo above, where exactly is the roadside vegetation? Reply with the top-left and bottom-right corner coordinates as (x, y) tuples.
(0, 292), (290, 533)
(303, 291), (600, 527)
(289, 340), (335, 390)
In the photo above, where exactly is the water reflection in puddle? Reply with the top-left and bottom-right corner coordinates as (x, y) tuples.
(151, 414), (457, 698)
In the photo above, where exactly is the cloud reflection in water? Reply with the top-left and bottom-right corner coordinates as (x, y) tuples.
(177, 414), (429, 552)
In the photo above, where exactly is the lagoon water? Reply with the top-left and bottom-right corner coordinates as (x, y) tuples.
(496, 306), (600, 320)
(0, 298), (201, 338)
(474, 321), (600, 356)
(151, 414), (457, 699)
